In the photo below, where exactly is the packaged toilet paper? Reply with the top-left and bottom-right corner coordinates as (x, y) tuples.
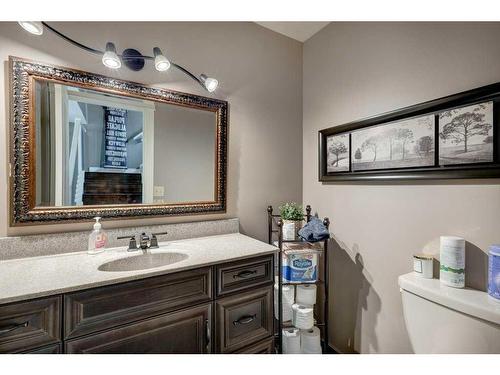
(488, 245), (500, 301)
(282, 249), (319, 283)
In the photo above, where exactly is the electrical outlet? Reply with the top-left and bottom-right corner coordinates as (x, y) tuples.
(153, 185), (165, 196)
(348, 338), (352, 348)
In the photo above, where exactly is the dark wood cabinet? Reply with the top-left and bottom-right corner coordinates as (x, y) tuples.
(22, 343), (62, 354)
(64, 267), (212, 339)
(216, 255), (273, 297)
(216, 286), (274, 353)
(66, 303), (212, 354)
(0, 296), (61, 353)
(234, 337), (275, 354)
(0, 253), (275, 354)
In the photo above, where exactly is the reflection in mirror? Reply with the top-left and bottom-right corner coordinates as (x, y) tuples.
(34, 79), (216, 207)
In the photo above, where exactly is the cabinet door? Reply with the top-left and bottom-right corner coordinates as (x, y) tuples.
(66, 303), (212, 354)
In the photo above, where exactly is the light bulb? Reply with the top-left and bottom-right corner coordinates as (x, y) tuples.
(102, 42), (121, 69)
(18, 21), (43, 35)
(200, 74), (218, 93)
(153, 47), (170, 72)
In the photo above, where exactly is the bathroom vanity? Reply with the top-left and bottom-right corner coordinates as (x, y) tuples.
(0, 233), (277, 354)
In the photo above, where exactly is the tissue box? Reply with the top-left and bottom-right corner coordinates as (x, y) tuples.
(282, 249), (319, 283)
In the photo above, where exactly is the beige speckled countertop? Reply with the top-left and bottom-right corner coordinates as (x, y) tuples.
(0, 233), (278, 305)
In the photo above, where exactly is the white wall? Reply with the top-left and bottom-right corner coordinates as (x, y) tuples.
(303, 22), (500, 353)
(0, 22), (303, 239)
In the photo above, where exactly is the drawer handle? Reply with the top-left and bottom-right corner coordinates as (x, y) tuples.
(233, 314), (257, 326)
(205, 319), (211, 348)
(0, 321), (29, 336)
(233, 270), (257, 279)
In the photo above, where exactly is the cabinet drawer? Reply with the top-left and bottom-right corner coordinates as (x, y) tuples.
(216, 255), (273, 296)
(234, 337), (275, 354)
(65, 267), (212, 339)
(0, 296), (61, 353)
(216, 286), (273, 353)
(66, 303), (212, 354)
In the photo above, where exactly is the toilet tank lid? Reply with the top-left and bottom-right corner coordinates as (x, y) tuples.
(398, 273), (500, 325)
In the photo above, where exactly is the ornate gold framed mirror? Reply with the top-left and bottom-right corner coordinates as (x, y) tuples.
(9, 57), (228, 225)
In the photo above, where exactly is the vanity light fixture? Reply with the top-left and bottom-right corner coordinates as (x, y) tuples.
(102, 42), (121, 69)
(18, 22), (219, 93)
(18, 21), (44, 35)
(200, 74), (219, 93)
(153, 47), (171, 72)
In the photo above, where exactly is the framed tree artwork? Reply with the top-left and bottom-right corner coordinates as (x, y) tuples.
(439, 101), (493, 166)
(319, 82), (500, 181)
(326, 134), (350, 172)
(351, 115), (435, 171)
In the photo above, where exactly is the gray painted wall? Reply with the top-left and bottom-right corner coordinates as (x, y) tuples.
(303, 22), (500, 353)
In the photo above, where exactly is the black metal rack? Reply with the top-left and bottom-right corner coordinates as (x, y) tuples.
(267, 205), (330, 354)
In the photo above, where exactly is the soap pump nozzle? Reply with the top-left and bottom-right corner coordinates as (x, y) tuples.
(93, 217), (102, 231)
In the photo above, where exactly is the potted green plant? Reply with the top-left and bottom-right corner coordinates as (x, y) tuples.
(279, 202), (304, 241)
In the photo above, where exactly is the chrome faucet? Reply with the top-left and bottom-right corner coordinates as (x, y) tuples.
(117, 231), (168, 253)
(139, 232), (150, 251)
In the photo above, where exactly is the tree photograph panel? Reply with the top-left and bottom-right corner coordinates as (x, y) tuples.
(326, 133), (350, 173)
(438, 101), (494, 166)
(351, 115), (435, 171)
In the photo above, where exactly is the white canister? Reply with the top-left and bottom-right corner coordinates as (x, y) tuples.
(413, 253), (434, 279)
(440, 236), (465, 288)
(282, 220), (301, 241)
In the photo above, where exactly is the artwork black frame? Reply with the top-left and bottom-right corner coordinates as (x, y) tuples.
(319, 82), (500, 181)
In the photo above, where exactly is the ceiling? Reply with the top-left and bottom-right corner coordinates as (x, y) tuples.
(255, 22), (330, 42)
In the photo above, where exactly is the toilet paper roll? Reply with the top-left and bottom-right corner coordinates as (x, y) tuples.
(292, 303), (314, 330)
(274, 284), (295, 321)
(282, 328), (301, 354)
(276, 301), (294, 322)
(296, 284), (317, 306)
(301, 326), (322, 354)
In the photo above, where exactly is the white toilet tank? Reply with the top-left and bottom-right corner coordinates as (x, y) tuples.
(399, 272), (500, 354)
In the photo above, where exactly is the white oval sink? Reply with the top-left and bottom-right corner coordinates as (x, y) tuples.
(98, 252), (188, 272)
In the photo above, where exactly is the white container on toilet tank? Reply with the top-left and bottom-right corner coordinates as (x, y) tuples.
(440, 236), (465, 288)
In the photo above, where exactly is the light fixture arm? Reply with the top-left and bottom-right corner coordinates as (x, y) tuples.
(40, 22), (209, 90)
(42, 22), (102, 56)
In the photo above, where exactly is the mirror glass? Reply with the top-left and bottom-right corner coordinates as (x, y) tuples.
(33, 79), (216, 207)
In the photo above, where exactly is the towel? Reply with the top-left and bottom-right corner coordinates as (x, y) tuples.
(298, 216), (330, 242)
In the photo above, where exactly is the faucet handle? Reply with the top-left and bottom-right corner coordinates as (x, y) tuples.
(150, 231), (168, 249)
(117, 234), (138, 251)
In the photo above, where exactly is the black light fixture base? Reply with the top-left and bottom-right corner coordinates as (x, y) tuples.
(122, 48), (145, 71)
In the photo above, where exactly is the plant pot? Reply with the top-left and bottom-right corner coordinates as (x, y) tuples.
(282, 220), (302, 241)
